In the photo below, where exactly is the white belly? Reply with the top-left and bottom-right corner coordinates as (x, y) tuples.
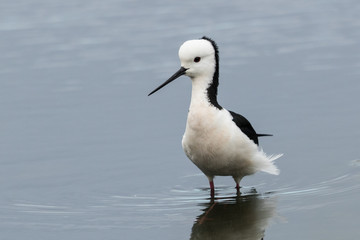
(182, 107), (260, 178)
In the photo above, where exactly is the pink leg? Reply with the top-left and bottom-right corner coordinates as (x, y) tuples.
(209, 180), (215, 197)
(233, 176), (242, 194)
(236, 182), (240, 192)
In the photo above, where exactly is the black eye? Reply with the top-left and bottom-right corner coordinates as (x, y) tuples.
(194, 57), (201, 63)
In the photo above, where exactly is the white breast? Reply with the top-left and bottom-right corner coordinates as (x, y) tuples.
(181, 101), (260, 178)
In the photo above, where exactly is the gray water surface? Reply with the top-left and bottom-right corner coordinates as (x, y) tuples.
(1, 0), (360, 239)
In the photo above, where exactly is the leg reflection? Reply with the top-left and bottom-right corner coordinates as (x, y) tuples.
(190, 194), (277, 240)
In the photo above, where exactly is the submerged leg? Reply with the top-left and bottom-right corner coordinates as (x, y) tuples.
(235, 183), (242, 196)
(209, 180), (215, 197)
(207, 176), (215, 197)
(236, 182), (240, 192)
(233, 176), (242, 194)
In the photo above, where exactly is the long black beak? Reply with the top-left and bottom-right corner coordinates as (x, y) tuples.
(148, 67), (187, 96)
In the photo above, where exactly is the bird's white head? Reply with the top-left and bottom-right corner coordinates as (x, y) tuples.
(148, 36), (220, 106)
(178, 39), (216, 79)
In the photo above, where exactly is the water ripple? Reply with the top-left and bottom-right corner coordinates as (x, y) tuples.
(2, 169), (358, 230)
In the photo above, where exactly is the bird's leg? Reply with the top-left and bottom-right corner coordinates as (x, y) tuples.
(207, 176), (215, 197)
(236, 183), (240, 194)
(233, 176), (242, 195)
(209, 180), (215, 197)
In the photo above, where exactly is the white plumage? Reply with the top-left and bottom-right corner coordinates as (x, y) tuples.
(149, 37), (282, 196)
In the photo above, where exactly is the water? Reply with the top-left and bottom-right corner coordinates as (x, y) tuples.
(1, 0), (359, 239)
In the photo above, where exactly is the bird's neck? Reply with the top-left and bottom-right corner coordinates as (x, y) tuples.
(189, 76), (222, 110)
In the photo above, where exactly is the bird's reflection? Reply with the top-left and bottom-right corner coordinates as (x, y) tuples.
(190, 192), (276, 240)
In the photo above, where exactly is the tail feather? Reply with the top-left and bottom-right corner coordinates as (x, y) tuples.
(256, 152), (283, 175)
(268, 153), (283, 162)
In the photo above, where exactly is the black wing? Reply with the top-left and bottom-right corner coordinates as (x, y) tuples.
(229, 110), (272, 145)
(229, 111), (258, 145)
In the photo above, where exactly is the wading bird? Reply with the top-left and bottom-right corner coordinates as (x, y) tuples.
(149, 37), (282, 196)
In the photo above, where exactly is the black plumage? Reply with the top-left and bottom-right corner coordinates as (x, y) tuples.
(201, 36), (272, 146)
(229, 111), (272, 145)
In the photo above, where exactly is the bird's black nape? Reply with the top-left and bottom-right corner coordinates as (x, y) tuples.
(201, 36), (222, 110)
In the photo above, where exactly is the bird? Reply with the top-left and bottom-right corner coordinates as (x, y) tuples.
(148, 36), (282, 196)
